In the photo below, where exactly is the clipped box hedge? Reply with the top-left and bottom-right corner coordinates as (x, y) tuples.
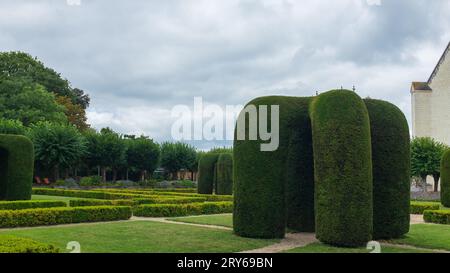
(32, 188), (150, 200)
(0, 200), (67, 210)
(0, 235), (59, 253)
(91, 188), (233, 201)
(424, 210), (450, 224)
(133, 202), (233, 217)
(410, 201), (441, 215)
(133, 197), (207, 205)
(0, 206), (132, 228)
(69, 199), (136, 207)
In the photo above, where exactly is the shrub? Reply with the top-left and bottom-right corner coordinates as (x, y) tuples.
(69, 199), (136, 207)
(133, 197), (206, 205)
(197, 153), (219, 194)
(410, 201), (440, 214)
(133, 202), (233, 217)
(0, 119), (27, 135)
(0, 206), (132, 228)
(151, 188), (197, 193)
(32, 188), (147, 200)
(0, 134), (34, 200)
(215, 154), (233, 195)
(423, 210), (450, 224)
(79, 176), (102, 187)
(234, 96), (314, 238)
(0, 200), (67, 210)
(364, 99), (411, 239)
(310, 90), (373, 247)
(441, 150), (450, 207)
(0, 235), (59, 253)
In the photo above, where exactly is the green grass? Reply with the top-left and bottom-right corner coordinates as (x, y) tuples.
(170, 214), (233, 228)
(31, 195), (82, 205)
(390, 224), (450, 251)
(0, 220), (278, 253)
(285, 242), (434, 253)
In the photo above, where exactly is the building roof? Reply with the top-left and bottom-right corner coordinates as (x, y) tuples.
(411, 81), (432, 91)
(427, 41), (450, 84)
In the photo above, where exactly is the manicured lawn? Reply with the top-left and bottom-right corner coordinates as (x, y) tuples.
(31, 195), (82, 205)
(170, 214), (233, 228)
(0, 220), (278, 253)
(389, 224), (450, 251)
(285, 242), (434, 253)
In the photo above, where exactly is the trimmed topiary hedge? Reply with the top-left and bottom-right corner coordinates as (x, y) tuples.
(410, 201), (440, 214)
(234, 96), (314, 238)
(215, 153), (233, 195)
(364, 99), (411, 239)
(310, 90), (373, 247)
(0, 200), (67, 210)
(69, 199), (136, 207)
(0, 235), (59, 253)
(197, 153), (219, 194)
(133, 202), (233, 217)
(32, 188), (151, 200)
(133, 197), (206, 205)
(423, 210), (450, 224)
(441, 150), (450, 207)
(0, 206), (132, 228)
(0, 134), (34, 200)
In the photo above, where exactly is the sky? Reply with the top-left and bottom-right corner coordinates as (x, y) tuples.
(1, 0), (449, 149)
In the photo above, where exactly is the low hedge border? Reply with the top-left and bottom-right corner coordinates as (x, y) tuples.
(69, 199), (136, 207)
(0, 235), (59, 253)
(32, 188), (152, 200)
(133, 202), (233, 217)
(410, 201), (441, 215)
(0, 206), (132, 228)
(0, 200), (67, 210)
(133, 197), (207, 205)
(424, 210), (450, 224)
(93, 189), (234, 201)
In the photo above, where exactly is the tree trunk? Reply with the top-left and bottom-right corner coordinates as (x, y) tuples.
(421, 175), (428, 192)
(126, 168), (129, 181)
(101, 167), (107, 182)
(54, 165), (60, 182)
(433, 174), (440, 192)
(112, 169), (117, 182)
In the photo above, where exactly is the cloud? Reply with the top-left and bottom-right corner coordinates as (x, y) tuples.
(1, 0), (449, 149)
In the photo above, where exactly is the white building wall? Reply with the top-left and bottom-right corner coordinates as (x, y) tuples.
(411, 90), (433, 138)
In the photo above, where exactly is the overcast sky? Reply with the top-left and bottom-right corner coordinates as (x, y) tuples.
(1, 0), (449, 149)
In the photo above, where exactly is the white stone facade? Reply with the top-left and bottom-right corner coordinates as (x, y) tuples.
(411, 42), (450, 146)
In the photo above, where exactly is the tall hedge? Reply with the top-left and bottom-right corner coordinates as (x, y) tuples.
(310, 90), (373, 247)
(364, 99), (411, 239)
(0, 134), (34, 200)
(197, 153), (219, 194)
(233, 96), (314, 238)
(441, 150), (450, 207)
(215, 153), (233, 195)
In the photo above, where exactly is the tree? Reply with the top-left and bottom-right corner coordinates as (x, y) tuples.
(96, 128), (127, 182)
(0, 119), (27, 135)
(160, 142), (197, 179)
(29, 122), (87, 181)
(411, 137), (449, 192)
(0, 79), (67, 125)
(126, 136), (160, 181)
(0, 51), (89, 107)
(56, 96), (90, 130)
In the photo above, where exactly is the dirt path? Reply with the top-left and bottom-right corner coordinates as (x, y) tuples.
(410, 214), (425, 224)
(240, 233), (317, 253)
(131, 216), (232, 230)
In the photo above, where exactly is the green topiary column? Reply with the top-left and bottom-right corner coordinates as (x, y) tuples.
(197, 153), (219, 194)
(441, 150), (450, 207)
(310, 90), (373, 247)
(0, 134), (34, 200)
(233, 96), (314, 238)
(364, 99), (411, 239)
(215, 153), (233, 195)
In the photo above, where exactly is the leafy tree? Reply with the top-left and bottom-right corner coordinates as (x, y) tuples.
(0, 119), (27, 135)
(126, 136), (160, 181)
(0, 79), (67, 125)
(160, 142), (197, 179)
(96, 128), (127, 182)
(56, 96), (90, 130)
(29, 122), (87, 181)
(81, 129), (103, 176)
(411, 137), (449, 192)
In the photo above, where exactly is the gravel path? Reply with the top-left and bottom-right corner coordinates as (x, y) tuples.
(131, 216), (232, 230)
(410, 214), (425, 224)
(239, 232), (317, 253)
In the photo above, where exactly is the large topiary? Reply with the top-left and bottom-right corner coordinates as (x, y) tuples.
(310, 90), (373, 247)
(0, 134), (34, 200)
(215, 153), (233, 195)
(441, 150), (450, 207)
(233, 96), (314, 238)
(197, 153), (219, 194)
(364, 99), (411, 239)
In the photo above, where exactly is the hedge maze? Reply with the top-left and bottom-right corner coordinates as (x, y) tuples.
(0, 134), (34, 201)
(233, 90), (411, 247)
(197, 153), (233, 195)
